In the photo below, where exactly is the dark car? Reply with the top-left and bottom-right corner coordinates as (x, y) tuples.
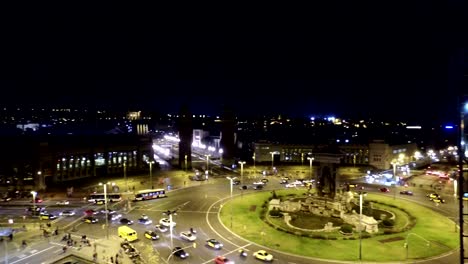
(400, 190), (414, 196)
(173, 246), (189, 259)
(379, 187), (390, 193)
(253, 185), (263, 190)
(144, 230), (159, 240)
(120, 218), (134, 225)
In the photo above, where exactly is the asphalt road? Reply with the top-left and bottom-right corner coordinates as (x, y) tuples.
(0, 171), (463, 263)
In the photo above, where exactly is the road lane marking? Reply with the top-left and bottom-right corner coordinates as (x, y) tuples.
(10, 246), (55, 264)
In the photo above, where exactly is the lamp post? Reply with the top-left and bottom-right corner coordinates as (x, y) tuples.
(391, 160), (398, 200)
(123, 162), (128, 193)
(99, 182), (111, 240)
(163, 210), (178, 249)
(184, 155), (188, 172)
(252, 153), (256, 173)
(301, 153), (304, 166)
(226, 177), (234, 228)
(205, 154), (211, 179)
(149, 161), (154, 189)
(358, 191), (367, 261)
(270, 151), (276, 170)
(238, 161), (246, 185)
(307, 157), (314, 180)
(404, 233), (430, 263)
(31, 191), (37, 216)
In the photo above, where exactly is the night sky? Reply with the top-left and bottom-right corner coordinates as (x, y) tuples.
(0, 3), (465, 123)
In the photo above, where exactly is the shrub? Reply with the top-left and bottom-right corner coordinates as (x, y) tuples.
(340, 224), (354, 234)
(269, 208), (283, 218)
(382, 219), (395, 227)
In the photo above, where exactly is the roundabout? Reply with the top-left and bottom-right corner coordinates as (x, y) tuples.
(217, 189), (459, 263)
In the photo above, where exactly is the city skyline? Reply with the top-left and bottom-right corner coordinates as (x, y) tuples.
(1, 3), (465, 123)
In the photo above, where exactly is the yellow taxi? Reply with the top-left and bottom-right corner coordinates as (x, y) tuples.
(39, 214), (57, 220)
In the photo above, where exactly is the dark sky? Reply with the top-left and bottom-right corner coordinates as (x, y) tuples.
(0, 2), (465, 123)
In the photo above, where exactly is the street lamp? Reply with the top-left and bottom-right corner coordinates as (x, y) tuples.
(404, 233), (430, 263)
(226, 177), (234, 228)
(270, 151), (278, 170)
(163, 210), (178, 249)
(238, 161), (246, 186)
(391, 160), (399, 199)
(99, 182), (113, 240)
(149, 161), (154, 189)
(358, 191), (367, 261)
(184, 154), (188, 172)
(301, 153), (304, 166)
(31, 191), (37, 216)
(307, 157), (314, 180)
(252, 152), (256, 173)
(123, 162), (128, 193)
(205, 154), (211, 179)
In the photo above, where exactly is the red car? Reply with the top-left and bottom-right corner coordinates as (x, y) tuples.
(214, 256), (234, 264)
(379, 187), (390, 193)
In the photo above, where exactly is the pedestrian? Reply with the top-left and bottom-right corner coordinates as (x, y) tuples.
(110, 256), (114, 263)
(93, 252), (97, 262)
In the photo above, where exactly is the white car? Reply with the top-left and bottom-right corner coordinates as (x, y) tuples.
(179, 231), (196, 241)
(59, 210), (75, 216)
(253, 250), (274, 261)
(252, 181), (265, 185)
(159, 218), (176, 227)
(56, 200), (69, 205)
(155, 224), (168, 232)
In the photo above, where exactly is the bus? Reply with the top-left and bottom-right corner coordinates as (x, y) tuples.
(134, 189), (166, 201)
(87, 193), (122, 204)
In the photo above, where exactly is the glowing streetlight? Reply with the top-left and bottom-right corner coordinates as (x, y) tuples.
(226, 177), (234, 228)
(307, 157), (314, 180)
(149, 160), (154, 189)
(98, 182), (114, 240)
(358, 191), (367, 261)
(184, 155), (188, 172)
(391, 160), (399, 199)
(31, 191), (37, 217)
(123, 162), (128, 193)
(238, 161), (246, 186)
(252, 152), (256, 173)
(205, 154), (211, 178)
(269, 151), (278, 170)
(163, 210), (178, 249)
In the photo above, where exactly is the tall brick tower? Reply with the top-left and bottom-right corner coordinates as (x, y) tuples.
(177, 104), (193, 170)
(220, 106), (235, 164)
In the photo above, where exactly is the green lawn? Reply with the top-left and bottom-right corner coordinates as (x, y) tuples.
(219, 190), (458, 262)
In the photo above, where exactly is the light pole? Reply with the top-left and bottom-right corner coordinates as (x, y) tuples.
(238, 161), (245, 185)
(123, 162), (128, 193)
(149, 161), (154, 189)
(404, 233), (430, 263)
(163, 210), (178, 249)
(205, 154), (211, 179)
(358, 191), (367, 262)
(391, 160), (398, 200)
(270, 151), (276, 170)
(301, 152), (304, 166)
(307, 157), (314, 180)
(226, 177), (234, 228)
(99, 182), (110, 240)
(184, 154), (188, 172)
(252, 152), (256, 173)
(31, 191), (37, 217)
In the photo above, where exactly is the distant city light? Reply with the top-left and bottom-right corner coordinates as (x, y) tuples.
(445, 125), (454, 129)
(406, 126), (421, 129)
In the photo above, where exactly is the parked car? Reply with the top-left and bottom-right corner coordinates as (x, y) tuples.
(56, 200), (69, 205)
(138, 218), (153, 225)
(379, 187), (390, 193)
